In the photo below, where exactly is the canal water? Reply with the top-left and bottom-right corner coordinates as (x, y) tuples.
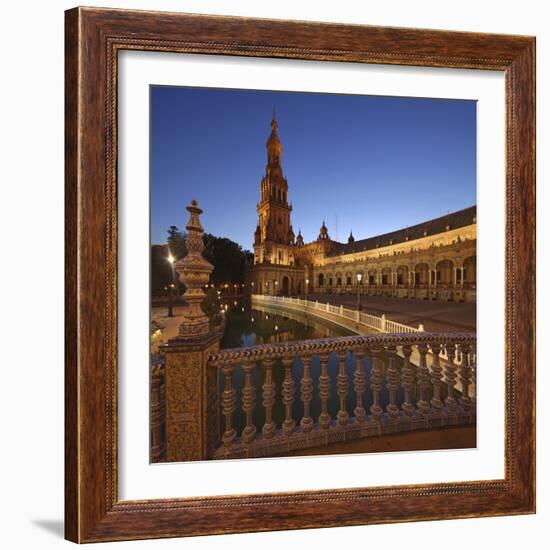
(218, 300), (408, 434)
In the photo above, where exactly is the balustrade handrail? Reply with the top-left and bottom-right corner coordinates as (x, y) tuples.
(252, 293), (422, 333)
(208, 331), (475, 367)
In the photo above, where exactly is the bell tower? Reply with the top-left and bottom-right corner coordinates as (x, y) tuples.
(254, 112), (294, 265)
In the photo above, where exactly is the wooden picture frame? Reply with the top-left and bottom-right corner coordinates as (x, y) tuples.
(65, 6), (536, 543)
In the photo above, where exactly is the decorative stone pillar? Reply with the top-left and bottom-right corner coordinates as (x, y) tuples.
(163, 200), (222, 462)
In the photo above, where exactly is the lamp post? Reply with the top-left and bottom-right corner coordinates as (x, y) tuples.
(305, 278), (309, 302)
(274, 280), (278, 296)
(356, 273), (362, 312)
(167, 253), (176, 317)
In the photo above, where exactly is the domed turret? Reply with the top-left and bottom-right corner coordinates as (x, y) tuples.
(318, 220), (330, 241)
(296, 229), (304, 247)
(348, 230), (355, 244)
(288, 224), (295, 245)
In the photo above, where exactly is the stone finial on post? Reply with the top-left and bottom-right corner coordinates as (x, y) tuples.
(163, 200), (222, 463)
(175, 200), (213, 339)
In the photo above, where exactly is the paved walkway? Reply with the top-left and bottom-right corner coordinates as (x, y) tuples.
(302, 294), (476, 333)
(279, 425), (475, 458)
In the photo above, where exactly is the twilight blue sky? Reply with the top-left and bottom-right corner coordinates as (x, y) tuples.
(150, 86), (476, 250)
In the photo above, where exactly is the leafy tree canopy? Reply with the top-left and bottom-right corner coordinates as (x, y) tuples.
(151, 226), (252, 293)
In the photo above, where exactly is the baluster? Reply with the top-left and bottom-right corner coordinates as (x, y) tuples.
(282, 356), (296, 436)
(221, 364), (237, 447)
(241, 361), (257, 443)
(444, 343), (458, 417)
(262, 358), (276, 439)
(429, 342), (444, 423)
(300, 355), (314, 433)
(416, 343), (430, 418)
(401, 344), (415, 419)
(337, 351), (349, 426)
(385, 345), (400, 423)
(459, 343), (473, 415)
(370, 347), (383, 422)
(353, 350), (366, 423)
(318, 352), (331, 429)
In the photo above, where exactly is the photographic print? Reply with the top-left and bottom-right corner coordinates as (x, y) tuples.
(149, 86), (477, 463)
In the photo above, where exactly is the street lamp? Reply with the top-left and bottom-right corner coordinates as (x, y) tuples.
(274, 280), (278, 296)
(305, 278), (309, 302)
(356, 273), (363, 312)
(167, 253), (176, 317)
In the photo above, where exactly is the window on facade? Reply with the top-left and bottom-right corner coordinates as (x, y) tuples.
(382, 275), (388, 285)
(415, 272), (421, 285)
(346, 276), (352, 285)
(369, 275), (375, 285)
(318, 274), (324, 286)
(329, 278), (333, 286)
(278, 251), (283, 262)
(337, 277), (342, 286)
(397, 274), (404, 285)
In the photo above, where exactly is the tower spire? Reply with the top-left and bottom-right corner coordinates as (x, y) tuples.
(270, 105), (278, 133)
(255, 111), (292, 258)
(266, 109), (282, 166)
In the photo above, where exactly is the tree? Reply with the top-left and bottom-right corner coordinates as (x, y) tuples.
(150, 227), (252, 296)
(150, 244), (173, 294)
(203, 233), (250, 285)
(166, 225), (187, 260)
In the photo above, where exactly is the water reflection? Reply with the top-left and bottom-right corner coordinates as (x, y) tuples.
(219, 300), (396, 434)
(221, 302), (355, 349)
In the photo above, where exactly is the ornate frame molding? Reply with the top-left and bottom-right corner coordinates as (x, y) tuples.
(65, 7), (535, 542)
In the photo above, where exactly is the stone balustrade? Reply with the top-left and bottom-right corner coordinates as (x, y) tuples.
(252, 294), (422, 333)
(207, 332), (476, 459)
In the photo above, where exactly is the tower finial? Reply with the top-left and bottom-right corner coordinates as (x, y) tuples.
(271, 106), (278, 132)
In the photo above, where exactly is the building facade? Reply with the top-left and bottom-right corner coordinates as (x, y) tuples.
(245, 116), (476, 303)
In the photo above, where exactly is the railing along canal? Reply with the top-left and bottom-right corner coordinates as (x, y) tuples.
(252, 294), (423, 333)
(207, 332), (476, 459)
